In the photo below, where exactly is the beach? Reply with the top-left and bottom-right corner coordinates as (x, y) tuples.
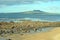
(0, 21), (60, 40)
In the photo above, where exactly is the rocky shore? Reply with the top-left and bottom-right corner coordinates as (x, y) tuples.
(0, 21), (60, 37)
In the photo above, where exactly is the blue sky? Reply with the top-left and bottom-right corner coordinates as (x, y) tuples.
(0, 0), (60, 13)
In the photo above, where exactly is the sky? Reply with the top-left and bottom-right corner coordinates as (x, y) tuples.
(0, 0), (60, 13)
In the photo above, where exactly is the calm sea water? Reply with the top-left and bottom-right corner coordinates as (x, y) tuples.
(0, 13), (60, 22)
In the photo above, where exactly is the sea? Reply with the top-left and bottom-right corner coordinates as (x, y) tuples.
(0, 13), (60, 22)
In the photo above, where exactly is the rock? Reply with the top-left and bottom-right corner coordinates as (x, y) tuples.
(7, 39), (12, 40)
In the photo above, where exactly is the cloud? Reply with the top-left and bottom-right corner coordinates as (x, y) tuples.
(0, 1), (60, 13)
(0, 0), (60, 13)
(0, 0), (60, 5)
